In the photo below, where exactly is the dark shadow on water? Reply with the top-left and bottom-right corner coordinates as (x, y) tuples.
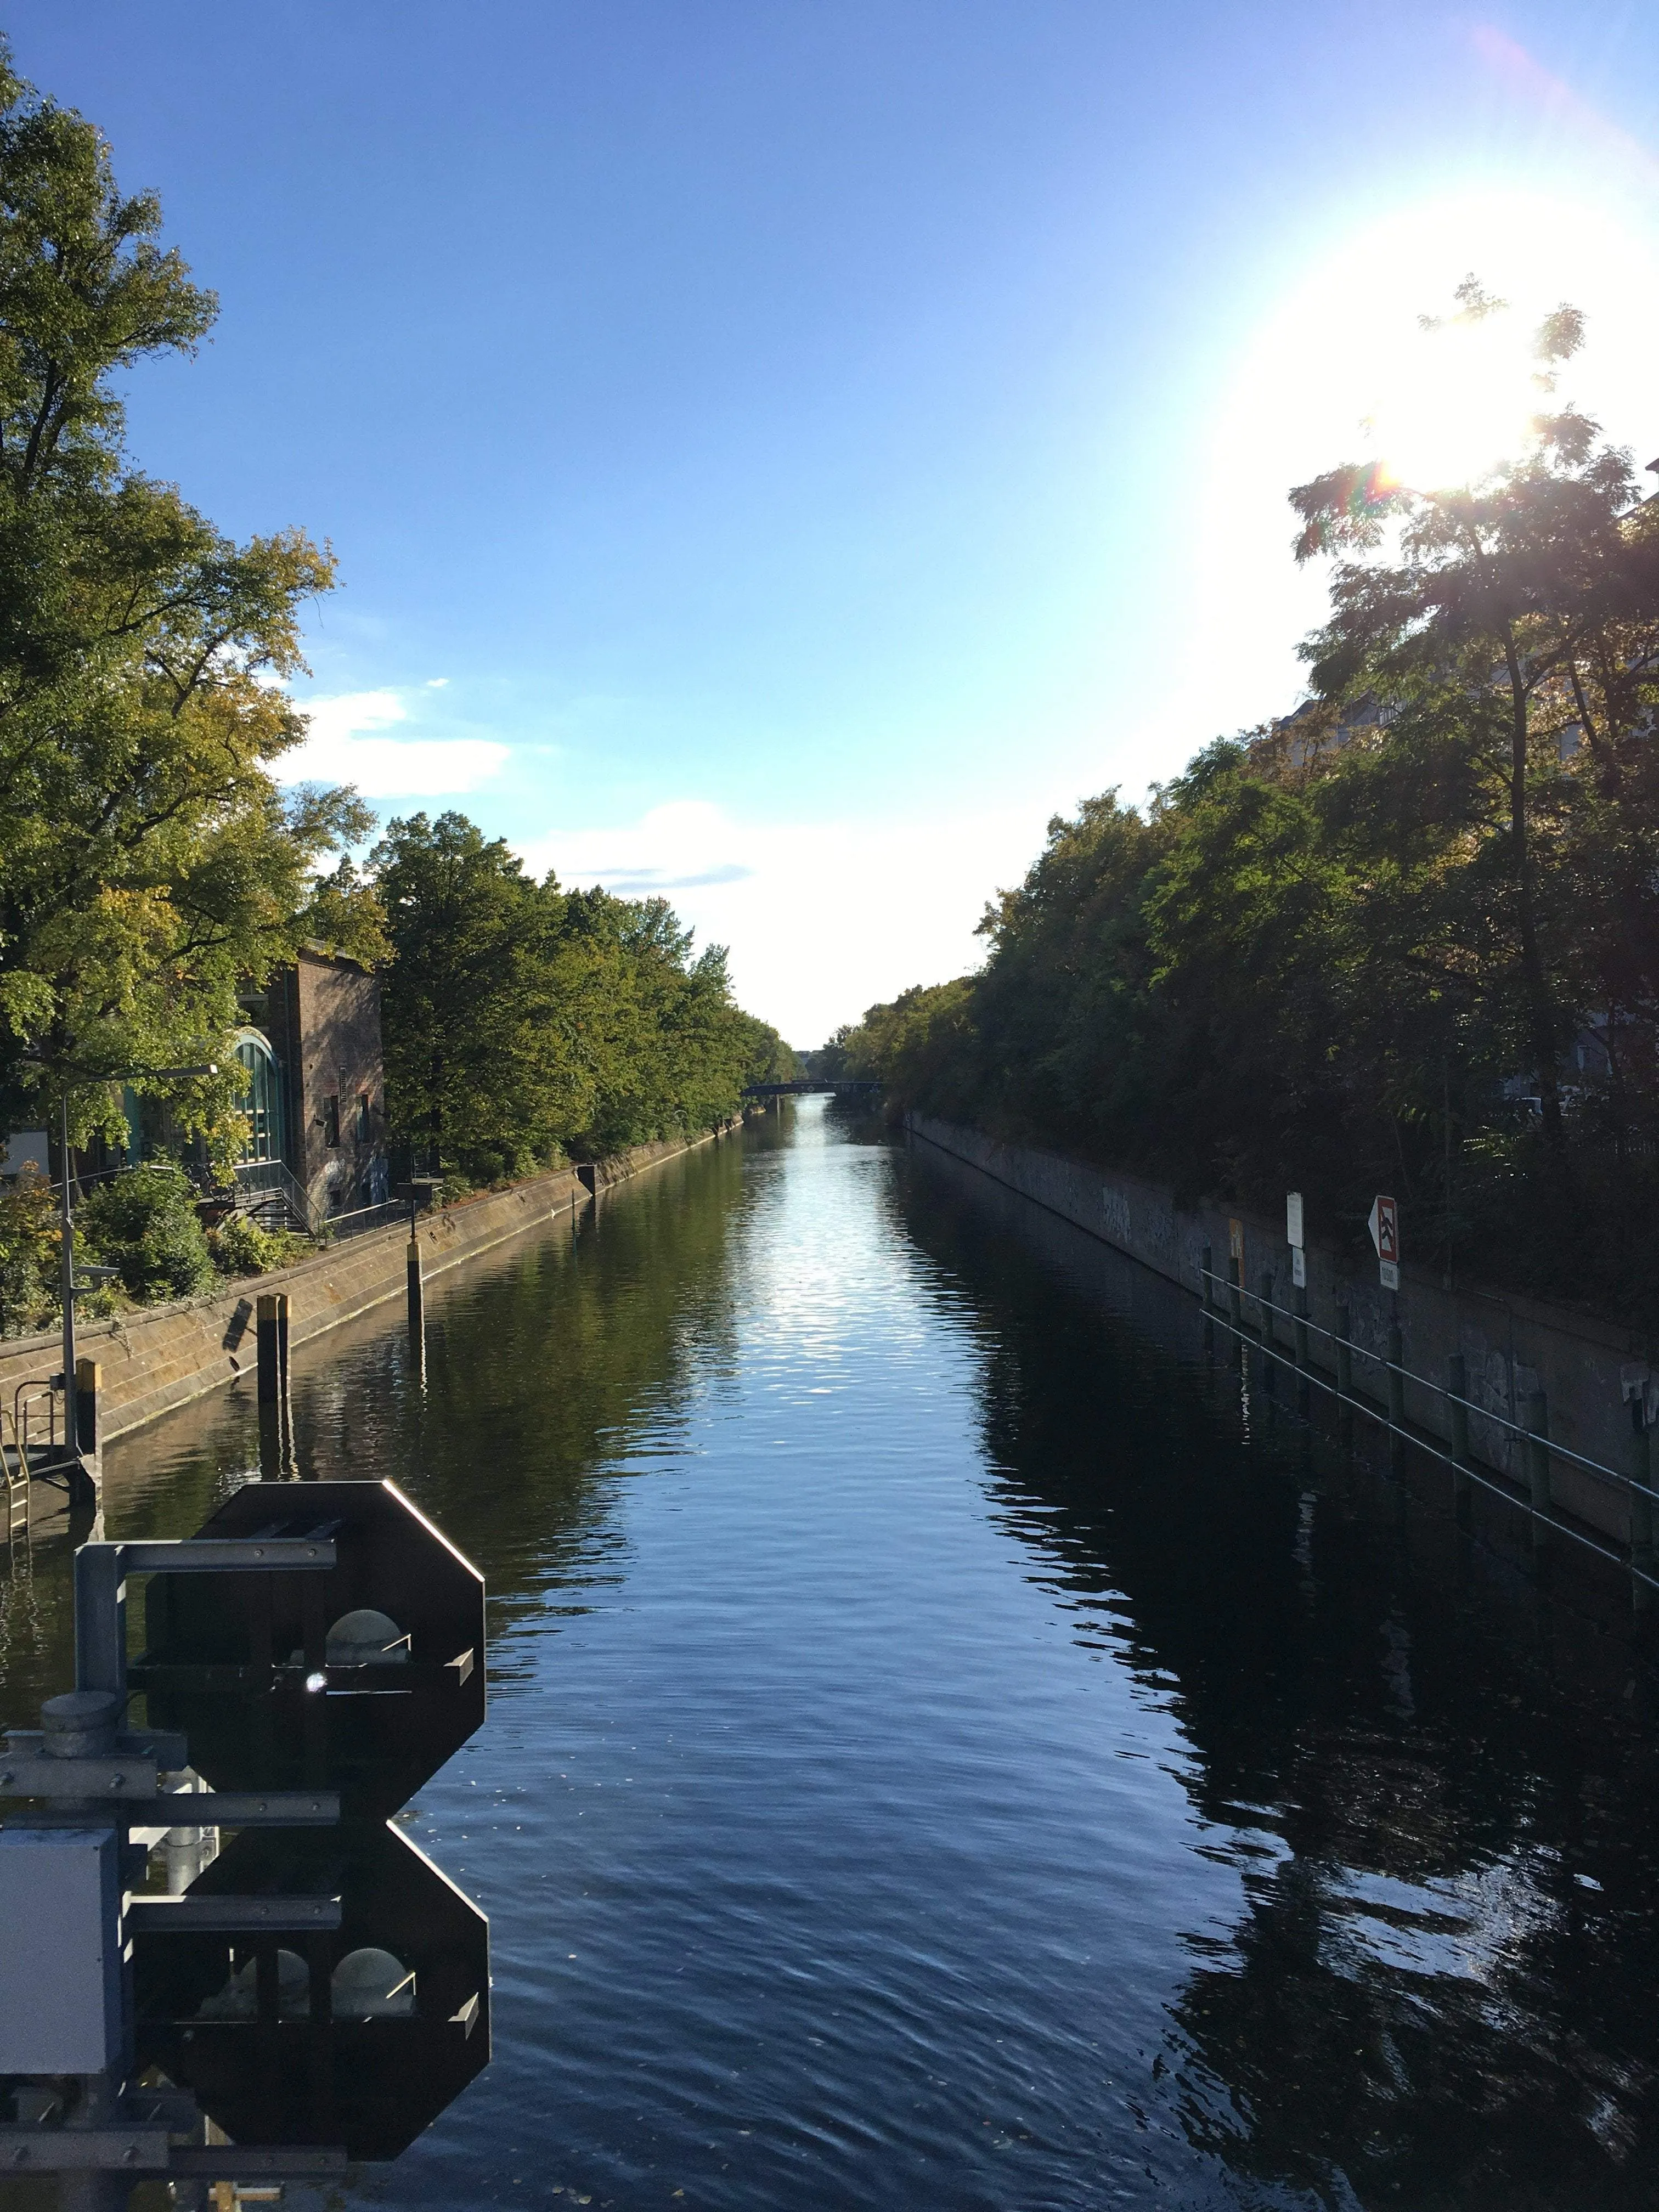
(899, 1136), (1659, 2211)
(4, 1116), (1658, 2210)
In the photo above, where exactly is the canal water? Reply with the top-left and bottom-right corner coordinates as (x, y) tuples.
(4, 1099), (1659, 2210)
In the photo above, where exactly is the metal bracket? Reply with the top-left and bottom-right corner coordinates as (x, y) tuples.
(0, 2125), (170, 2172)
(74, 1536), (337, 1700)
(126, 1893), (342, 1933)
(0, 2126), (348, 2180)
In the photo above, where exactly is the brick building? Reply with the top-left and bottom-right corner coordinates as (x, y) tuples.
(239, 947), (389, 1221)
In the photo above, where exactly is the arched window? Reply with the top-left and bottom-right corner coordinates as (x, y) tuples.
(234, 1029), (288, 1164)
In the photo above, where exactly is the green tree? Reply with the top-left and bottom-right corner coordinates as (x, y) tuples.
(371, 813), (583, 1183)
(374, 814), (767, 1178)
(0, 43), (381, 1158)
(733, 1014), (798, 1087)
(1289, 282), (1659, 1148)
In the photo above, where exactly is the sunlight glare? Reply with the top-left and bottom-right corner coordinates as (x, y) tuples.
(1363, 309), (1543, 493)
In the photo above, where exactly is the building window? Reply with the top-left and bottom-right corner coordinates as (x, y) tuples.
(322, 1094), (341, 1149)
(356, 1092), (372, 1144)
(233, 1030), (287, 1165)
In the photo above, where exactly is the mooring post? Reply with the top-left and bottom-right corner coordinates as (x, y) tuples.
(1293, 1285), (1308, 1373)
(256, 1294), (281, 1406)
(1525, 1387), (1552, 1550)
(256, 1291), (291, 1480)
(1227, 1251), (1242, 1330)
(1630, 1410), (1654, 1611)
(1387, 1314), (1406, 1428)
(1448, 1352), (1471, 1516)
(407, 1232), (425, 1338)
(1335, 1302), (1353, 1400)
(275, 1290), (294, 1472)
(67, 1355), (101, 1513)
(1201, 1243), (1214, 1314)
(1258, 1268), (1275, 1344)
(74, 1356), (98, 1458)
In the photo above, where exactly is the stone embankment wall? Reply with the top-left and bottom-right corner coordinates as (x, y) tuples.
(910, 1113), (1651, 1550)
(0, 1125), (734, 1444)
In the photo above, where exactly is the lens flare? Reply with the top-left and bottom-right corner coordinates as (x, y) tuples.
(1363, 312), (1541, 494)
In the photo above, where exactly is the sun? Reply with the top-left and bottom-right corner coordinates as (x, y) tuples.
(1361, 304), (1542, 495)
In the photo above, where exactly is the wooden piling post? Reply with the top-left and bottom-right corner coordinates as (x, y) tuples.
(257, 1292), (294, 1479)
(74, 1356), (99, 1457)
(1387, 1316), (1406, 1428)
(275, 1291), (294, 1471)
(407, 1234), (425, 1338)
(1200, 1243), (1213, 1313)
(1630, 1415), (1654, 1610)
(66, 1355), (101, 1511)
(1447, 1352), (1471, 1514)
(1293, 1286), (1308, 1373)
(1526, 1387), (1551, 1541)
(1227, 1252), (1242, 1330)
(1335, 1303), (1352, 1399)
(256, 1294), (281, 1405)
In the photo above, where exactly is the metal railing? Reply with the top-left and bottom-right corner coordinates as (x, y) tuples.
(320, 1198), (405, 1244)
(229, 1158), (316, 1234)
(229, 1161), (401, 1246)
(1197, 1253), (1658, 1596)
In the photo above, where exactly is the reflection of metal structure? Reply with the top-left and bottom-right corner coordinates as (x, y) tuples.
(0, 1393), (31, 1542)
(0, 1479), (490, 2193)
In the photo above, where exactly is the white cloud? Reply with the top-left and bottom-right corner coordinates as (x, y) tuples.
(276, 689), (509, 797)
(520, 797), (1055, 1047)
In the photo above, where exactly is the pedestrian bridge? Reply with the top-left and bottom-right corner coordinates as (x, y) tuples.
(743, 1080), (882, 1099)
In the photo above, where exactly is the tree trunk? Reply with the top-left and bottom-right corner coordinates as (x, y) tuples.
(1503, 634), (1564, 1149)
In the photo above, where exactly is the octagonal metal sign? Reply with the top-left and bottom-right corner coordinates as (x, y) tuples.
(133, 1480), (484, 1819)
(133, 1819), (489, 2159)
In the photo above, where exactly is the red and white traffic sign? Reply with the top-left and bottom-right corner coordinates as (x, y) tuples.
(1368, 1193), (1400, 1289)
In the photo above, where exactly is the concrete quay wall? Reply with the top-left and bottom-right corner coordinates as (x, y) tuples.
(0, 1125), (733, 1444)
(909, 1114), (1651, 1550)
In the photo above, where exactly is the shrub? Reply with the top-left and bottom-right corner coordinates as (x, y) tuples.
(0, 1168), (58, 1336)
(207, 1213), (304, 1278)
(79, 1165), (216, 1305)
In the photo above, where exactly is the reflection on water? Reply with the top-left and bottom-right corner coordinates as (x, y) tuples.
(1, 1103), (1656, 2210)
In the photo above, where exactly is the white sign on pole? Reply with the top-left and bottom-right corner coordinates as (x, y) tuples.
(1291, 1246), (1306, 1289)
(1368, 1192), (1400, 1290)
(1285, 1192), (1304, 1250)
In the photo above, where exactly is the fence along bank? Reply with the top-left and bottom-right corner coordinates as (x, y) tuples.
(909, 1114), (1658, 1590)
(0, 1127), (736, 1463)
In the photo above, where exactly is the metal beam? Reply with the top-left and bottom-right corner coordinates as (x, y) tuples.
(125, 1894), (342, 1933)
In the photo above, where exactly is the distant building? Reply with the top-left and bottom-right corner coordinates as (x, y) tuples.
(0, 947), (388, 1227)
(1264, 693), (1397, 773)
(236, 947), (390, 1223)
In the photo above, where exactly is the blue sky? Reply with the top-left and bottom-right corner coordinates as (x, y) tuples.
(18, 3), (1659, 1041)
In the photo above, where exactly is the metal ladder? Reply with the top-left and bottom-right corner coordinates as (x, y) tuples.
(0, 1393), (32, 1541)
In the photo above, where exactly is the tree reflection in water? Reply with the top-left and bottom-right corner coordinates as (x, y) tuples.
(901, 1139), (1659, 2211)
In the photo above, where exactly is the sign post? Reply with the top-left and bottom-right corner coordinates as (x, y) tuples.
(1368, 1194), (1400, 1291)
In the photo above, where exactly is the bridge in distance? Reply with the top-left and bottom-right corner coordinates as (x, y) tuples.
(742, 1080), (882, 1099)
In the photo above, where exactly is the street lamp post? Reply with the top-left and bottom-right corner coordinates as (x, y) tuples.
(52, 1063), (217, 1475)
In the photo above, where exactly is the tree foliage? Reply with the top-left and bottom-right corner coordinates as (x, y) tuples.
(373, 812), (791, 1182)
(0, 42), (382, 1156)
(843, 292), (1659, 1318)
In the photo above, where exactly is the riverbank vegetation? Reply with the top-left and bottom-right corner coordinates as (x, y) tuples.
(0, 44), (789, 1327)
(374, 811), (793, 1188)
(842, 292), (1659, 1323)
